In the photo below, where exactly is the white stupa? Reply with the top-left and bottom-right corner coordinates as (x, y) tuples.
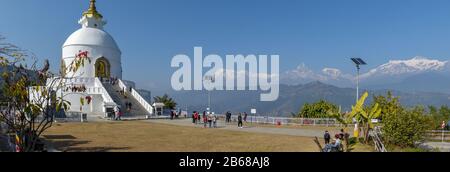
(49, 0), (154, 118)
(63, 0), (122, 79)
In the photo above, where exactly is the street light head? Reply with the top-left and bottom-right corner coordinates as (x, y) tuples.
(351, 58), (367, 66)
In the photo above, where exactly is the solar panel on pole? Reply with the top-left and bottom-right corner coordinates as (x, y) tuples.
(351, 58), (367, 65)
(356, 58), (367, 65)
(351, 58), (360, 65)
(351, 58), (367, 103)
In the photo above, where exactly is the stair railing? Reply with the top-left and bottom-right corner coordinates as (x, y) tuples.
(94, 78), (116, 106)
(118, 79), (154, 117)
(369, 126), (388, 152)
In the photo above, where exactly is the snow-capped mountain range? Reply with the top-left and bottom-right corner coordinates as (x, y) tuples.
(361, 56), (448, 78)
(281, 56), (450, 93)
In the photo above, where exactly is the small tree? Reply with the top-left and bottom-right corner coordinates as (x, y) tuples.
(348, 92), (381, 143)
(0, 36), (89, 152)
(372, 91), (402, 120)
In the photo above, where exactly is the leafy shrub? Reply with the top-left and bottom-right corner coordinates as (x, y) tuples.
(382, 107), (432, 147)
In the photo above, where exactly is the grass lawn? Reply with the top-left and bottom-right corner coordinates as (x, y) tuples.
(44, 121), (324, 152)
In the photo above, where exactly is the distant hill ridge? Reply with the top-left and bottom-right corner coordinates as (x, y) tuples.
(158, 81), (450, 117)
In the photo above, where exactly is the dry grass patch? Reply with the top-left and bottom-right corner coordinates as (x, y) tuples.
(44, 121), (320, 152)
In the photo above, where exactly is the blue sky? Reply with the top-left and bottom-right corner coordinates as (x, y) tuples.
(2, 0), (450, 93)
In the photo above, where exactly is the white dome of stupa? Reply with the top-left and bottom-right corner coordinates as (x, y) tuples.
(63, 27), (120, 52)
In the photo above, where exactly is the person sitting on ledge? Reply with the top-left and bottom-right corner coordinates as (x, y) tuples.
(323, 134), (343, 152)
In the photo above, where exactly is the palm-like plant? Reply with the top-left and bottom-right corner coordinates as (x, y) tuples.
(153, 94), (177, 110)
(349, 92), (381, 143)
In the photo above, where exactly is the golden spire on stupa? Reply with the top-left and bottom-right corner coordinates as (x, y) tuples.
(82, 0), (103, 19)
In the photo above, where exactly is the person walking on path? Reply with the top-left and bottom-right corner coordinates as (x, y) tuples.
(208, 113), (213, 128)
(115, 107), (122, 121)
(213, 114), (218, 128)
(226, 111), (231, 123)
(170, 110), (175, 120)
(113, 106), (119, 121)
(238, 113), (243, 128)
(324, 131), (331, 144)
(196, 111), (200, 124)
(203, 111), (207, 128)
(193, 111), (198, 124)
(244, 112), (248, 122)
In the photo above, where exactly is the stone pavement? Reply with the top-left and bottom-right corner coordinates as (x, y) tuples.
(147, 118), (326, 138)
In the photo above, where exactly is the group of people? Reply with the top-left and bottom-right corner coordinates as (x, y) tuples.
(170, 109), (181, 120)
(65, 84), (87, 93)
(225, 112), (248, 128)
(191, 111), (218, 128)
(323, 129), (349, 152)
(124, 102), (133, 112)
(225, 111), (232, 123)
(109, 76), (119, 85)
(189, 111), (254, 129)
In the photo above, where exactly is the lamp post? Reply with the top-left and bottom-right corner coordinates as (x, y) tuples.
(204, 75), (215, 114)
(351, 58), (367, 103)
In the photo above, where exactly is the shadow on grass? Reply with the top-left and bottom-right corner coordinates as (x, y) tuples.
(51, 140), (130, 152)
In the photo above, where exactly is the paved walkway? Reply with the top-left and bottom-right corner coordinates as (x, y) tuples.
(419, 142), (450, 152)
(147, 118), (325, 138)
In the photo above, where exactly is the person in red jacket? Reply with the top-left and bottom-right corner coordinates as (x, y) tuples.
(195, 112), (199, 124)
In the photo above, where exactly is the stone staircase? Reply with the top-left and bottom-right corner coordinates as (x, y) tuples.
(102, 83), (151, 117)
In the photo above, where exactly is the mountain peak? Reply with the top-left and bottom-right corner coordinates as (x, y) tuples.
(411, 56), (428, 60)
(304, 81), (329, 87)
(369, 56), (448, 77)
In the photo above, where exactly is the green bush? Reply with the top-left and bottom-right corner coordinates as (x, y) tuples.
(297, 100), (339, 118)
(382, 107), (432, 148)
